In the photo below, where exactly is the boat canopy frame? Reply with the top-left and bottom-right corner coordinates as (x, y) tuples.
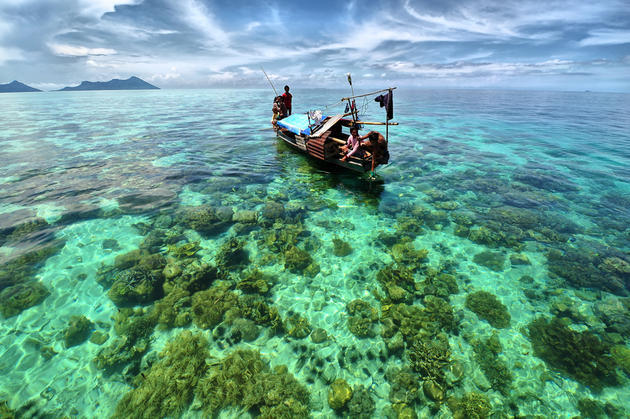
(310, 114), (344, 138)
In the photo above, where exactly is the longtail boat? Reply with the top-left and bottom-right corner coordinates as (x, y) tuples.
(274, 87), (398, 174)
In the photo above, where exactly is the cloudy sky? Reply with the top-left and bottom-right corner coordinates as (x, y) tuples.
(1, 0), (629, 91)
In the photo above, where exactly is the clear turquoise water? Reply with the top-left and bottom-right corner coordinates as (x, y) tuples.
(1, 89), (629, 417)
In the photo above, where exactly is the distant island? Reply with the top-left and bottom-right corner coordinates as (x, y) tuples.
(58, 76), (159, 91)
(0, 80), (41, 93)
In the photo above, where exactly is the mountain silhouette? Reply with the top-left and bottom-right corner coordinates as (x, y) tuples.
(0, 80), (41, 93)
(59, 76), (159, 91)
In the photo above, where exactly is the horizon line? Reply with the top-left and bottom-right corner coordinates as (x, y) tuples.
(2, 86), (629, 94)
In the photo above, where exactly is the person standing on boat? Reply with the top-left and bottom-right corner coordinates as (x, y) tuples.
(282, 85), (292, 116)
(341, 126), (363, 162)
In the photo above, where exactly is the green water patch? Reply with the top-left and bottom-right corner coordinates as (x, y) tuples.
(151, 152), (189, 168)
(473, 250), (506, 272)
(0, 240), (64, 317)
(114, 330), (208, 418)
(0, 281), (50, 318)
(546, 244), (630, 296)
(196, 347), (310, 417)
(465, 291), (511, 328)
(527, 316), (621, 391)
(470, 333), (513, 396)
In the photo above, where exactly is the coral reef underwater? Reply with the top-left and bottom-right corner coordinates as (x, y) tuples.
(1, 89), (629, 418)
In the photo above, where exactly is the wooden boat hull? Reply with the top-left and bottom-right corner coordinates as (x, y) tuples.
(276, 128), (371, 173)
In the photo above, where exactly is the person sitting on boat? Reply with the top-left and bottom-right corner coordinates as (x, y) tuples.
(271, 97), (280, 126)
(340, 126), (364, 162)
(271, 96), (286, 126)
(361, 131), (390, 164)
(282, 85), (292, 116)
(278, 96), (288, 120)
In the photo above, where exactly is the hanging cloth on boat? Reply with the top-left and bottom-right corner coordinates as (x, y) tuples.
(344, 100), (357, 114)
(374, 91), (394, 120)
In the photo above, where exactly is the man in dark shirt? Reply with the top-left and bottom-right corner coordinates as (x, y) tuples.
(282, 85), (292, 116)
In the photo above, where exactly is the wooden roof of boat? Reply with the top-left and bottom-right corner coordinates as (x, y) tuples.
(310, 114), (343, 138)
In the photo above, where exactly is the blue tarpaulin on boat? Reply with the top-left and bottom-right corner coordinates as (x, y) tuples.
(277, 113), (322, 135)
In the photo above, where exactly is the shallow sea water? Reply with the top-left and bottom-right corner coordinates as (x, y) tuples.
(1, 88), (629, 418)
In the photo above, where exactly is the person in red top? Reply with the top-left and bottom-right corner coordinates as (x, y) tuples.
(282, 85), (292, 116)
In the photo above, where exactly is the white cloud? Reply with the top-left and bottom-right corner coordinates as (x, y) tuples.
(449, 51), (494, 62)
(0, 0), (37, 6)
(519, 1), (626, 26)
(240, 5), (283, 37)
(0, 19), (11, 39)
(382, 59), (577, 78)
(403, 0), (517, 39)
(86, 58), (119, 68)
(91, 20), (179, 41)
(579, 29), (630, 46)
(207, 71), (237, 82)
(238, 66), (256, 75)
(336, 25), (455, 51)
(402, 0), (627, 43)
(49, 43), (117, 56)
(0, 46), (24, 64)
(77, 0), (142, 19)
(246, 21), (261, 32)
(28, 82), (66, 91)
(179, 0), (229, 46)
(148, 67), (181, 83)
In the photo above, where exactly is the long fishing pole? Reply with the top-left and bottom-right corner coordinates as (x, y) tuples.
(261, 66), (278, 96)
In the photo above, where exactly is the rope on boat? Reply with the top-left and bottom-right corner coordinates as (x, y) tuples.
(316, 99), (345, 111)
